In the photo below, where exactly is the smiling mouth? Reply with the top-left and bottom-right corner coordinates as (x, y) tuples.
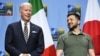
(26, 15), (31, 17)
(68, 23), (73, 26)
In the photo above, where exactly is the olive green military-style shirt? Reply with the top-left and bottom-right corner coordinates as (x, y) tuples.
(57, 31), (93, 56)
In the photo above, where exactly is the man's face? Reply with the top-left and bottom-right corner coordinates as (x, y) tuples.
(67, 15), (80, 30)
(20, 5), (32, 22)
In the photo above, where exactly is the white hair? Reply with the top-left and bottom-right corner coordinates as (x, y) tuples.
(19, 2), (32, 10)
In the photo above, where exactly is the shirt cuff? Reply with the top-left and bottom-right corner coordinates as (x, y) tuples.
(19, 53), (23, 56)
(28, 54), (31, 56)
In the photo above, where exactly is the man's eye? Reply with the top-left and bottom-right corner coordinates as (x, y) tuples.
(70, 19), (73, 21)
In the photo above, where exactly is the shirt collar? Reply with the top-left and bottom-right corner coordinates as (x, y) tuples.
(68, 31), (84, 35)
(21, 19), (30, 25)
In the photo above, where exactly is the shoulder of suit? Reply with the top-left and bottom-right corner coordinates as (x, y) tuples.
(30, 22), (42, 29)
(8, 21), (19, 26)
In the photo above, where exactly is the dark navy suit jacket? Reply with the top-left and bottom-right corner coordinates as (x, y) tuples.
(5, 21), (44, 56)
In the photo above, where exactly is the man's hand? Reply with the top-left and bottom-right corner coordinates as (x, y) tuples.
(22, 54), (28, 56)
(22, 53), (31, 56)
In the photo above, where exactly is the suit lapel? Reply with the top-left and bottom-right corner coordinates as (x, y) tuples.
(28, 22), (33, 42)
(18, 21), (26, 43)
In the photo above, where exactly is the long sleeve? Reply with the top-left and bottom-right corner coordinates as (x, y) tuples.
(5, 24), (21, 56)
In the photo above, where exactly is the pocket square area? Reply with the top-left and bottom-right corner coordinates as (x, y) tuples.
(32, 31), (37, 33)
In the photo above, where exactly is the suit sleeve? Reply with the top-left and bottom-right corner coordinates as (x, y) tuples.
(30, 28), (44, 56)
(5, 24), (21, 56)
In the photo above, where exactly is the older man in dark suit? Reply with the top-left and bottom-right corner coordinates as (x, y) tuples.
(5, 2), (44, 56)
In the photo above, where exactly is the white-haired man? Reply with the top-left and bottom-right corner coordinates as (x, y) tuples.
(5, 2), (44, 56)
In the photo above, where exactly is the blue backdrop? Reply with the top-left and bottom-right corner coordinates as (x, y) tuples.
(0, 0), (100, 55)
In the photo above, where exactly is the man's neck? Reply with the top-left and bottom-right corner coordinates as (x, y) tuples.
(72, 26), (81, 35)
(21, 19), (30, 23)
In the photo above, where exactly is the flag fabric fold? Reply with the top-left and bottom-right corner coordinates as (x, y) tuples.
(83, 0), (100, 55)
(29, 0), (56, 56)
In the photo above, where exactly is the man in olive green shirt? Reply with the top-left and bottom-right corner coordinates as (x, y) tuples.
(57, 13), (95, 56)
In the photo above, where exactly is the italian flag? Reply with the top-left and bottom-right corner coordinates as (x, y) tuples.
(29, 0), (56, 56)
(83, 0), (100, 55)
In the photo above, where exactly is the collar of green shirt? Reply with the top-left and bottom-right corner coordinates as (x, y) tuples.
(68, 31), (84, 35)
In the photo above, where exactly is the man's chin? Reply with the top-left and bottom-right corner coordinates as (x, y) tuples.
(68, 26), (73, 29)
(25, 18), (30, 21)
(68, 25), (78, 31)
(68, 26), (75, 31)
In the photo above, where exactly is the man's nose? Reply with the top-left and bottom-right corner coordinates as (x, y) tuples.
(68, 20), (71, 23)
(27, 11), (31, 14)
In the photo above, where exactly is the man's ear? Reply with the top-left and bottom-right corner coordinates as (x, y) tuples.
(78, 20), (80, 25)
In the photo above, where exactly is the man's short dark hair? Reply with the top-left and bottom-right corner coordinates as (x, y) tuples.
(67, 13), (80, 20)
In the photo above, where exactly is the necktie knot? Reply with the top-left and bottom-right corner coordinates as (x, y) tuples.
(24, 22), (27, 26)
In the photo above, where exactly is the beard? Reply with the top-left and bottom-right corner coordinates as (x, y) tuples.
(68, 24), (78, 31)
